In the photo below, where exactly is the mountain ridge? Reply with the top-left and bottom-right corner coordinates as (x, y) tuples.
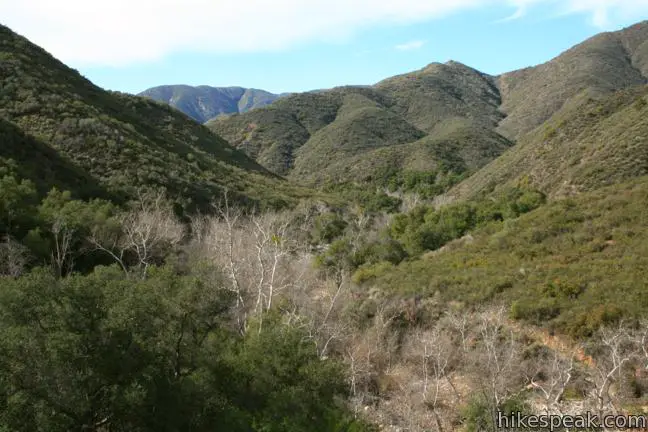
(138, 85), (288, 123)
(208, 60), (511, 188)
(205, 20), (648, 196)
(496, 20), (648, 139)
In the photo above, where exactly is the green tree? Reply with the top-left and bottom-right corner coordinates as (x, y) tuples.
(0, 174), (38, 237)
(0, 265), (365, 431)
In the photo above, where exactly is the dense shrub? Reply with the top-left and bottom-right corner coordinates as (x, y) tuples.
(0, 266), (368, 432)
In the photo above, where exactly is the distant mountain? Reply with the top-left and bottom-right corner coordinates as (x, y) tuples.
(138, 85), (287, 123)
(0, 25), (307, 212)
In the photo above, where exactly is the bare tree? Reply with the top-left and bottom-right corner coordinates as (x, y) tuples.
(639, 320), (648, 370)
(445, 308), (471, 354)
(190, 191), (306, 334)
(416, 326), (458, 432)
(88, 222), (128, 275)
(213, 192), (247, 332)
(249, 212), (298, 332)
(0, 235), (29, 277)
(588, 324), (640, 420)
(122, 190), (184, 277)
(401, 192), (423, 213)
(343, 303), (401, 417)
(347, 205), (371, 247)
(50, 218), (75, 277)
(528, 348), (575, 415)
(312, 271), (349, 358)
(89, 189), (184, 278)
(470, 306), (524, 430)
(345, 332), (379, 416)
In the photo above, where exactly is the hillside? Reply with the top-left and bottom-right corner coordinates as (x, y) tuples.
(446, 85), (648, 201)
(368, 175), (648, 338)
(0, 118), (108, 200)
(497, 20), (648, 139)
(374, 60), (502, 133)
(208, 62), (509, 187)
(139, 85), (285, 123)
(293, 119), (513, 185)
(0, 25), (308, 211)
(208, 21), (648, 195)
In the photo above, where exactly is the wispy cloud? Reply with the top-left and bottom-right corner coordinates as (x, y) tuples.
(496, 0), (648, 27)
(2, 0), (648, 67)
(495, 0), (541, 22)
(495, 4), (529, 22)
(395, 40), (426, 51)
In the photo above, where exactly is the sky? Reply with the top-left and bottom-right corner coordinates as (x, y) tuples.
(2, 0), (648, 95)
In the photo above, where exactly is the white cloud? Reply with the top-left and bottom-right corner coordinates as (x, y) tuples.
(503, 0), (648, 26)
(1, 0), (648, 67)
(499, 0), (545, 20)
(496, 0), (537, 22)
(558, 0), (648, 28)
(395, 40), (426, 51)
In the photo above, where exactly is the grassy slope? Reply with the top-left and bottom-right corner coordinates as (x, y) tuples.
(372, 176), (648, 338)
(364, 66), (648, 339)
(208, 87), (389, 175)
(290, 93), (426, 179)
(0, 24), (311, 211)
(447, 85), (648, 201)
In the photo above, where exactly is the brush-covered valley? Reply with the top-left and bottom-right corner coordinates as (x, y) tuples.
(2, 19), (648, 432)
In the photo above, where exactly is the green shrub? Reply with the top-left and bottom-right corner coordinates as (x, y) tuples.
(352, 261), (396, 284)
(311, 212), (348, 244)
(633, 96), (647, 111)
(462, 395), (530, 432)
(0, 266), (361, 432)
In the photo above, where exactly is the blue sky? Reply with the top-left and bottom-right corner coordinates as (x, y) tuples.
(3, 0), (648, 94)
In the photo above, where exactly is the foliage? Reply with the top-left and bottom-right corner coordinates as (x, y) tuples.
(371, 176), (648, 338)
(462, 395), (531, 432)
(350, 186), (545, 268)
(321, 183), (402, 214)
(376, 168), (467, 199)
(0, 119), (109, 199)
(0, 172), (38, 237)
(0, 266), (366, 431)
(0, 167), (121, 273)
(311, 212), (348, 244)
